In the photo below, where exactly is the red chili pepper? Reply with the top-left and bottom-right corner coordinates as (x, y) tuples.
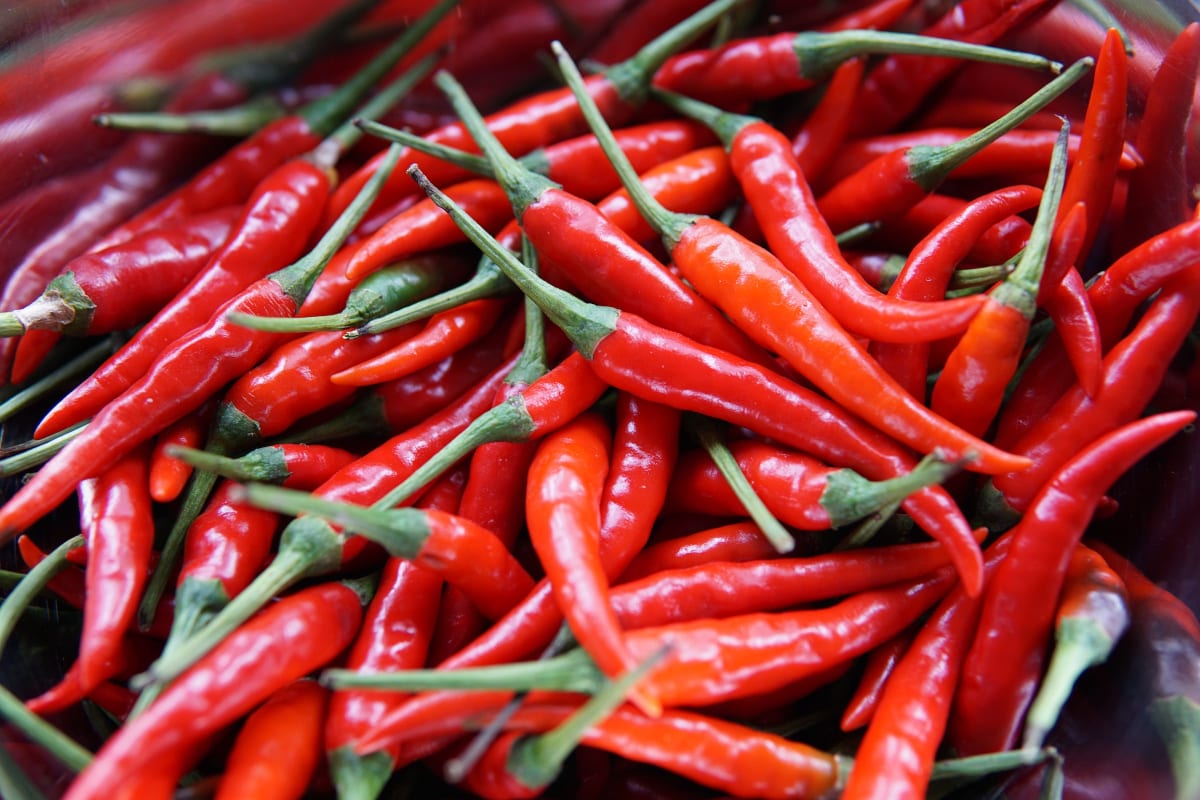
(822, 127), (1137, 187)
(332, 297), (511, 385)
(325, 557), (442, 799)
(525, 412), (655, 711)
(841, 540), (1010, 800)
(1113, 23), (1200, 255)
(214, 679), (329, 800)
(0, 147), (404, 540)
(1044, 263), (1103, 399)
(583, 0), (711, 65)
(839, 628), (916, 732)
(1022, 543), (1129, 749)
(411, 163), (987, 595)
(650, 26), (1057, 106)
(26, 632), (161, 716)
(342, 179), (516, 283)
(3, 206), (239, 385)
(74, 445), (154, 693)
(877, 191), (1036, 266)
(872, 184), (1044, 398)
(654, 89), (991, 345)
(617, 521), (779, 583)
(845, 0), (1059, 137)
(953, 410), (1194, 756)
(148, 399), (218, 504)
(554, 49), (1030, 478)
(817, 59), (1090, 233)
(61, 579), (367, 800)
(815, 0), (917, 33)
(663, 437), (958, 530)
(791, 57), (865, 187)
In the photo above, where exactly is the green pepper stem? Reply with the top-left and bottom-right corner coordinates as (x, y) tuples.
(907, 58), (1090, 192)
(0, 685), (92, 774)
(329, 746), (394, 800)
(270, 143), (403, 306)
(1022, 615), (1121, 749)
(949, 264), (1014, 291)
(0, 335), (120, 423)
(133, 517), (341, 691)
(791, 29), (1060, 81)
(505, 237), (549, 388)
(350, 256), (513, 338)
(1151, 695), (1200, 800)
(821, 451), (963, 529)
(321, 648), (600, 693)
(991, 122), (1070, 316)
(928, 747), (1054, 781)
(358, 118), (496, 177)
(507, 645), (671, 790)
(690, 416), (794, 553)
(234, 482), (431, 559)
(0, 536), (83, 655)
(299, 0), (459, 137)
(0, 422), (87, 477)
(166, 444), (292, 484)
(551, 41), (694, 250)
(95, 95), (286, 135)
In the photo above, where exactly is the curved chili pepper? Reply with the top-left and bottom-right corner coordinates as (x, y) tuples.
(1113, 23), (1200, 255)
(664, 437), (958, 529)
(332, 297), (511, 385)
(554, 46), (1030, 477)
(430, 70), (777, 370)
(0, 146), (403, 541)
(817, 59), (1090, 233)
(61, 579), (368, 800)
(214, 679), (329, 800)
(872, 184), (1043, 398)
(525, 412), (657, 712)
(26, 632), (161, 716)
(929, 123), (1068, 437)
(409, 162), (987, 594)
(2, 206), (239, 386)
(654, 89), (990, 344)
(650, 27), (1057, 106)
(322, 0), (743, 227)
(878, 191), (1035, 267)
(841, 540), (1010, 800)
(840, 628), (916, 732)
(953, 410), (1194, 756)
(148, 399), (217, 504)
(74, 445), (154, 693)
(1056, 27), (1127, 262)
(1022, 543), (1129, 749)
(846, 0), (1059, 137)
(1045, 263), (1103, 400)
(980, 264), (1200, 523)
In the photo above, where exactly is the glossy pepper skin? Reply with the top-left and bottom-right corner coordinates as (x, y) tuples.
(62, 580), (366, 800)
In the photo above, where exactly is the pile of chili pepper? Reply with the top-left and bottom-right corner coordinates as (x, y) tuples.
(0, 0), (1198, 797)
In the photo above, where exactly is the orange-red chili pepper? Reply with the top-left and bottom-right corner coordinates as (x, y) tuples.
(214, 679), (329, 800)
(148, 399), (217, 504)
(791, 57), (865, 186)
(617, 521), (779, 583)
